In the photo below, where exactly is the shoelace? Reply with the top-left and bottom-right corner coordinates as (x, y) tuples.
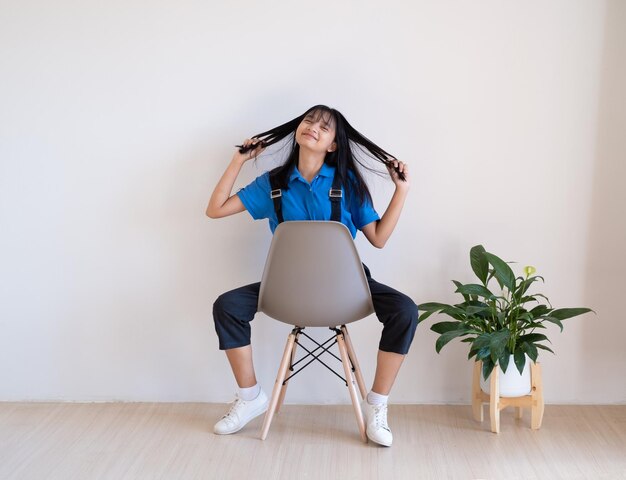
(221, 395), (246, 423)
(371, 403), (389, 430)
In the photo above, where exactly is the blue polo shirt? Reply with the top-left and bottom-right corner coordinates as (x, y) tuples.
(237, 163), (380, 238)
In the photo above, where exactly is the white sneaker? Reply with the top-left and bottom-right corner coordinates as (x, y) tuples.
(213, 390), (269, 435)
(363, 401), (393, 446)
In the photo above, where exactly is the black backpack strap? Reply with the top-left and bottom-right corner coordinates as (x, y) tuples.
(269, 174), (284, 224)
(270, 170), (341, 225)
(329, 171), (342, 223)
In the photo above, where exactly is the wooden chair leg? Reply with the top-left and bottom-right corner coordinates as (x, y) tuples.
(530, 362), (544, 430)
(337, 332), (367, 443)
(515, 407), (523, 420)
(260, 332), (296, 440)
(489, 366), (500, 434)
(341, 325), (367, 400)
(276, 331), (300, 414)
(472, 361), (483, 422)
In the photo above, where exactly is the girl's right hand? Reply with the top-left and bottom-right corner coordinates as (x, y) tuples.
(233, 138), (266, 164)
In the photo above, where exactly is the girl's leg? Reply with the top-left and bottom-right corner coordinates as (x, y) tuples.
(213, 281), (260, 349)
(371, 350), (405, 395)
(362, 265), (419, 446)
(213, 281), (261, 384)
(367, 275), (417, 396)
(213, 282), (269, 435)
(225, 345), (257, 388)
(365, 265), (419, 378)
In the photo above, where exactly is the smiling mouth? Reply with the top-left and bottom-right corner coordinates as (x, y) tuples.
(302, 132), (317, 140)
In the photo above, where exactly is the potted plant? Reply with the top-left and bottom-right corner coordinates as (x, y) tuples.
(418, 245), (593, 396)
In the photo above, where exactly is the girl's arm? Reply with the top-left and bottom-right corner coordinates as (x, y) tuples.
(361, 160), (410, 248)
(206, 139), (265, 218)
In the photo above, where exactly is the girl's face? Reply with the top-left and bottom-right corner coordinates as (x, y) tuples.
(295, 110), (337, 154)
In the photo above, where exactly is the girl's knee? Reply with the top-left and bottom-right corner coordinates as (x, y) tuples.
(407, 299), (419, 320)
(399, 297), (419, 325)
(213, 291), (238, 316)
(397, 299), (419, 346)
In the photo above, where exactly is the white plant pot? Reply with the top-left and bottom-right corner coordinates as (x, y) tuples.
(480, 354), (532, 397)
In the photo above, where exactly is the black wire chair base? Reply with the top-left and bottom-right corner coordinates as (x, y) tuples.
(282, 326), (356, 387)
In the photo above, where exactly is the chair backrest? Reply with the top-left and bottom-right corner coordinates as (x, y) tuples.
(258, 221), (374, 327)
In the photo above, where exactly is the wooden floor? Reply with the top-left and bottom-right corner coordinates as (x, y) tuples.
(1, 403), (625, 480)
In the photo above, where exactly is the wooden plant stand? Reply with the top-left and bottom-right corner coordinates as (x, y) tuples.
(471, 360), (545, 433)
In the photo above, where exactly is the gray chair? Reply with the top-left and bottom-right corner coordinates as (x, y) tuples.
(258, 221), (373, 442)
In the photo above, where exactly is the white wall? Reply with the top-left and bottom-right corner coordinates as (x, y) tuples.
(1, 0), (624, 404)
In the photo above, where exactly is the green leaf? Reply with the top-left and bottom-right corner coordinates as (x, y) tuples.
(541, 316), (564, 332)
(430, 321), (462, 334)
(472, 333), (491, 351)
(418, 302), (453, 312)
(516, 276), (545, 298)
(435, 329), (470, 353)
(514, 349), (526, 375)
(489, 329), (510, 363)
(489, 268), (504, 290)
(452, 280), (469, 302)
(519, 296), (537, 304)
(417, 310), (436, 323)
(475, 346), (491, 360)
(523, 322), (547, 330)
(439, 305), (468, 319)
(484, 252), (517, 292)
(535, 343), (555, 354)
(532, 294), (552, 306)
(519, 333), (550, 344)
(521, 342), (538, 362)
(482, 357), (496, 379)
(456, 284), (495, 299)
(464, 305), (492, 316)
(516, 279), (533, 298)
(549, 308), (594, 320)
(470, 245), (489, 285)
(529, 305), (552, 317)
(417, 303), (466, 321)
(498, 348), (511, 373)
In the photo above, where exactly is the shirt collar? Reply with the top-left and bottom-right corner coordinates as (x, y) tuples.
(289, 162), (335, 184)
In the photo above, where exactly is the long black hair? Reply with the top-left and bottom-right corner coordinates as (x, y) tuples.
(238, 105), (403, 205)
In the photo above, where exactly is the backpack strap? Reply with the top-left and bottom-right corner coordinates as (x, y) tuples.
(269, 174), (284, 224)
(268, 169), (342, 225)
(329, 171), (342, 223)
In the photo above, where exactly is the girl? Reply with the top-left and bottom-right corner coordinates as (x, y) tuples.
(206, 105), (418, 447)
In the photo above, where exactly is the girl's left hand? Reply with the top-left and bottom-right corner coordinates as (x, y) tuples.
(387, 159), (410, 189)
